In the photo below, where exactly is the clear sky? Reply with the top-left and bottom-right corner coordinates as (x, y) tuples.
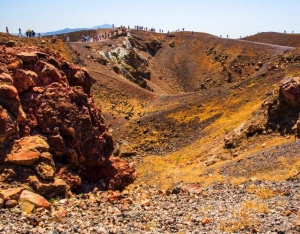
(1, 0), (299, 38)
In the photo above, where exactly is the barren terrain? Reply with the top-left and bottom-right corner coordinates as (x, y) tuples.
(1, 30), (300, 233)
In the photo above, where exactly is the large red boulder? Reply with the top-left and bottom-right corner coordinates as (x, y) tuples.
(34, 60), (68, 86)
(280, 76), (300, 107)
(13, 69), (38, 92)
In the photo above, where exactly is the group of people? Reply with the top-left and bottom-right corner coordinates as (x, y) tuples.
(25, 29), (36, 37)
(5, 27), (41, 38)
(80, 25), (129, 43)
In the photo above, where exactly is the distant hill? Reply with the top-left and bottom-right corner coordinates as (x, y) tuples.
(246, 32), (300, 47)
(42, 24), (112, 36)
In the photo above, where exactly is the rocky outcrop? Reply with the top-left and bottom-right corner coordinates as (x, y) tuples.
(0, 45), (136, 198)
(224, 75), (300, 148)
(279, 76), (300, 107)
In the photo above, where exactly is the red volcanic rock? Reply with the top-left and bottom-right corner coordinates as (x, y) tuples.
(0, 83), (20, 117)
(0, 72), (14, 83)
(6, 149), (41, 166)
(64, 63), (95, 95)
(56, 167), (81, 190)
(12, 135), (50, 152)
(28, 176), (69, 197)
(34, 162), (55, 180)
(17, 52), (38, 63)
(21, 83), (114, 165)
(0, 45), (136, 194)
(0, 187), (24, 201)
(13, 69), (38, 92)
(83, 157), (137, 190)
(0, 107), (19, 148)
(6, 59), (23, 71)
(280, 76), (300, 107)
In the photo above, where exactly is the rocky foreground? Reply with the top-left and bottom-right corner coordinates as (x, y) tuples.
(1, 179), (300, 234)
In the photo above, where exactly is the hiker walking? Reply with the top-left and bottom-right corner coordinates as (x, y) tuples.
(18, 28), (22, 36)
(6, 27), (9, 34)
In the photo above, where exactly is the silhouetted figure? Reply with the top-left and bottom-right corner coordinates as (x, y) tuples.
(6, 27), (9, 34)
(227, 34), (228, 38)
(284, 30), (286, 33)
(18, 28), (22, 36)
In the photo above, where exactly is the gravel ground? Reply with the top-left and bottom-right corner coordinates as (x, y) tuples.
(0, 179), (300, 234)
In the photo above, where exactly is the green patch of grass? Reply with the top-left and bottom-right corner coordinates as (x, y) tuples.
(49, 198), (56, 203)
(256, 77), (263, 82)
(176, 154), (182, 162)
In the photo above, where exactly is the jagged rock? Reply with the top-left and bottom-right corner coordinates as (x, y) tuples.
(0, 187), (24, 201)
(96, 55), (108, 65)
(14, 135), (49, 152)
(280, 76), (300, 107)
(53, 207), (67, 223)
(39, 152), (55, 168)
(28, 176), (69, 197)
(65, 63), (95, 95)
(6, 59), (23, 70)
(0, 83), (20, 118)
(224, 122), (246, 148)
(19, 190), (50, 212)
(0, 107), (19, 148)
(34, 162), (55, 180)
(17, 52), (38, 63)
(0, 72), (14, 83)
(34, 60), (68, 86)
(13, 69), (38, 92)
(56, 167), (81, 189)
(82, 157), (137, 190)
(146, 39), (162, 53)
(6, 149), (41, 166)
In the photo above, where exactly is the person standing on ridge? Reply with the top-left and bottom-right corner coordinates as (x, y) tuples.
(18, 28), (22, 36)
(6, 27), (9, 34)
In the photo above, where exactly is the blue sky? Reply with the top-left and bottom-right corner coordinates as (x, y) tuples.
(1, 0), (299, 38)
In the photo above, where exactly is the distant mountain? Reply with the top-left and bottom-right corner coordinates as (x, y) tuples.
(42, 24), (112, 36)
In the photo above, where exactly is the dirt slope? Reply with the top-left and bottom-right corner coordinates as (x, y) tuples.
(63, 29), (300, 189)
(246, 32), (300, 47)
